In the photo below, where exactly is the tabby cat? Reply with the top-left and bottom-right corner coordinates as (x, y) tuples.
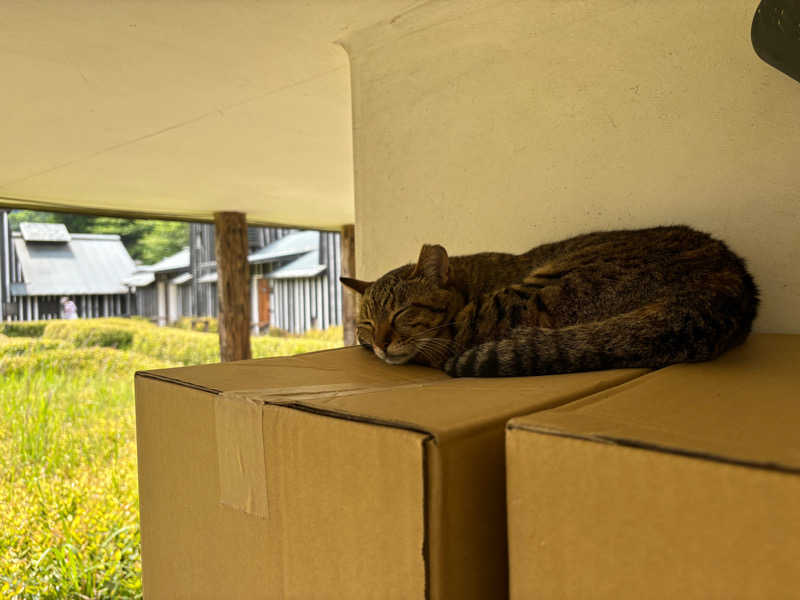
(341, 226), (758, 377)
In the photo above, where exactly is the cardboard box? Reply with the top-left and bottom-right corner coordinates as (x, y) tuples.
(135, 346), (645, 599)
(506, 334), (800, 599)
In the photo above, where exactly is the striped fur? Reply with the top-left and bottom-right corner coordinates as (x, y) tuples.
(341, 226), (759, 377)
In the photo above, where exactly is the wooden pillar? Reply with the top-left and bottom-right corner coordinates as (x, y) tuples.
(214, 212), (251, 362)
(340, 224), (357, 346)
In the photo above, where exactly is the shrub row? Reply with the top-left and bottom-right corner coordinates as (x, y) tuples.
(130, 326), (338, 365)
(130, 326), (220, 365)
(301, 325), (344, 343)
(43, 321), (135, 349)
(251, 335), (335, 359)
(36, 318), (342, 366)
(172, 316), (219, 333)
(0, 321), (48, 338)
(0, 347), (175, 378)
(0, 336), (69, 357)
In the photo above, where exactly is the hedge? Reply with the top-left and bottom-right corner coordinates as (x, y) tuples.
(301, 325), (343, 343)
(0, 321), (48, 338)
(130, 326), (220, 365)
(32, 317), (342, 366)
(0, 337), (70, 357)
(172, 317), (219, 333)
(43, 321), (134, 349)
(0, 347), (175, 378)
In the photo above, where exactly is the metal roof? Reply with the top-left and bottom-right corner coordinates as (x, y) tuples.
(248, 230), (319, 264)
(19, 222), (71, 242)
(124, 230), (324, 286)
(267, 249), (326, 279)
(12, 232), (136, 296)
(143, 247), (191, 273)
(121, 271), (156, 288)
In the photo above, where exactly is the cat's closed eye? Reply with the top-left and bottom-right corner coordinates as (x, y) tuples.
(393, 309), (427, 330)
(395, 314), (429, 330)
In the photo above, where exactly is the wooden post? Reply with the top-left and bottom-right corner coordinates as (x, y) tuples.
(214, 212), (251, 362)
(340, 224), (357, 346)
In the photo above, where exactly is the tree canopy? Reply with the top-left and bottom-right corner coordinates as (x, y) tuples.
(8, 210), (189, 265)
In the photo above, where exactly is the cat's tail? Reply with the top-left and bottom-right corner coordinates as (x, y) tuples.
(444, 286), (758, 377)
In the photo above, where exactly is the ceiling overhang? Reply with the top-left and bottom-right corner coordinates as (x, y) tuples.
(0, 1), (419, 229)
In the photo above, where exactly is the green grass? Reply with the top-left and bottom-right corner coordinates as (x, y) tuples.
(0, 319), (343, 599)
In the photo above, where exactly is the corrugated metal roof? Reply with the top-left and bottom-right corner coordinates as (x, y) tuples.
(19, 222), (71, 242)
(12, 232), (136, 296)
(122, 271), (156, 287)
(143, 247), (190, 272)
(267, 249), (326, 279)
(248, 230), (318, 264)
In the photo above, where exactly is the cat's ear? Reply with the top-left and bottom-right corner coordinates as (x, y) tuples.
(340, 277), (372, 295)
(412, 244), (449, 284)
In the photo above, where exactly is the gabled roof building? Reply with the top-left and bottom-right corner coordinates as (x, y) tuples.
(1, 211), (343, 333)
(1, 214), (137, 321)
(127, 224), (342, 334)
(250, 229), (342, 334)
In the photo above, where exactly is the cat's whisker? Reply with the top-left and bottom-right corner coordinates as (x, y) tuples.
(415, 336), (450, 349)
(416, 346), (437, 363)
(417, 347), (444, 365)
(415, 337), (454, 363)
(414, 321), (457, 337)
(417, 345), (442, 362)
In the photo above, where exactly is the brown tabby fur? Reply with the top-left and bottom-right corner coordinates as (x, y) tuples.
(341, 226), (759, 377)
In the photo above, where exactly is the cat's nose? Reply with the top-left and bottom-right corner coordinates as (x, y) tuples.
(374, 326), (392, 351)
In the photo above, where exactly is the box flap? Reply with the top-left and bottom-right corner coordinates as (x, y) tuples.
(224, 369), (647, 442)
(138, 346), (449, 393)
(510, 334), (800, 473)
(139, 345), (647, 441)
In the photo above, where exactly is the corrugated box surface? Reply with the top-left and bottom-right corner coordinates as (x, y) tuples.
(135, 346), (645, 599)
(506, 334), (800, 599)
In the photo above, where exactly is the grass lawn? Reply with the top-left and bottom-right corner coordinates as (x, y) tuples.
(0, 320), (342, 599)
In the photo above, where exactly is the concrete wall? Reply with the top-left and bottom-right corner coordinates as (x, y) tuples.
(342, 0), (800, 333)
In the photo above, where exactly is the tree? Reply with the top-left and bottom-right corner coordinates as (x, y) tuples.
(134, 221), (190, 265)
(8, 210), (96, 234)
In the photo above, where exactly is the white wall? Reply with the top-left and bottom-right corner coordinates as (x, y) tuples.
(251, 274), (260, 334)
(342, 0), (800, 333)
(156, 280), (167, 327)
(167, 283), (179, 324)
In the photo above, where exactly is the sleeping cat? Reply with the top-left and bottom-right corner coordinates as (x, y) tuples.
(341, 226), (758, 377)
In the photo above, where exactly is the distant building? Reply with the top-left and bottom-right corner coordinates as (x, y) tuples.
(123, 248), (190, 326)
(126, 223), (342, 334)
(250, 228), (343, 333)
(0, 214), (136, 321)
